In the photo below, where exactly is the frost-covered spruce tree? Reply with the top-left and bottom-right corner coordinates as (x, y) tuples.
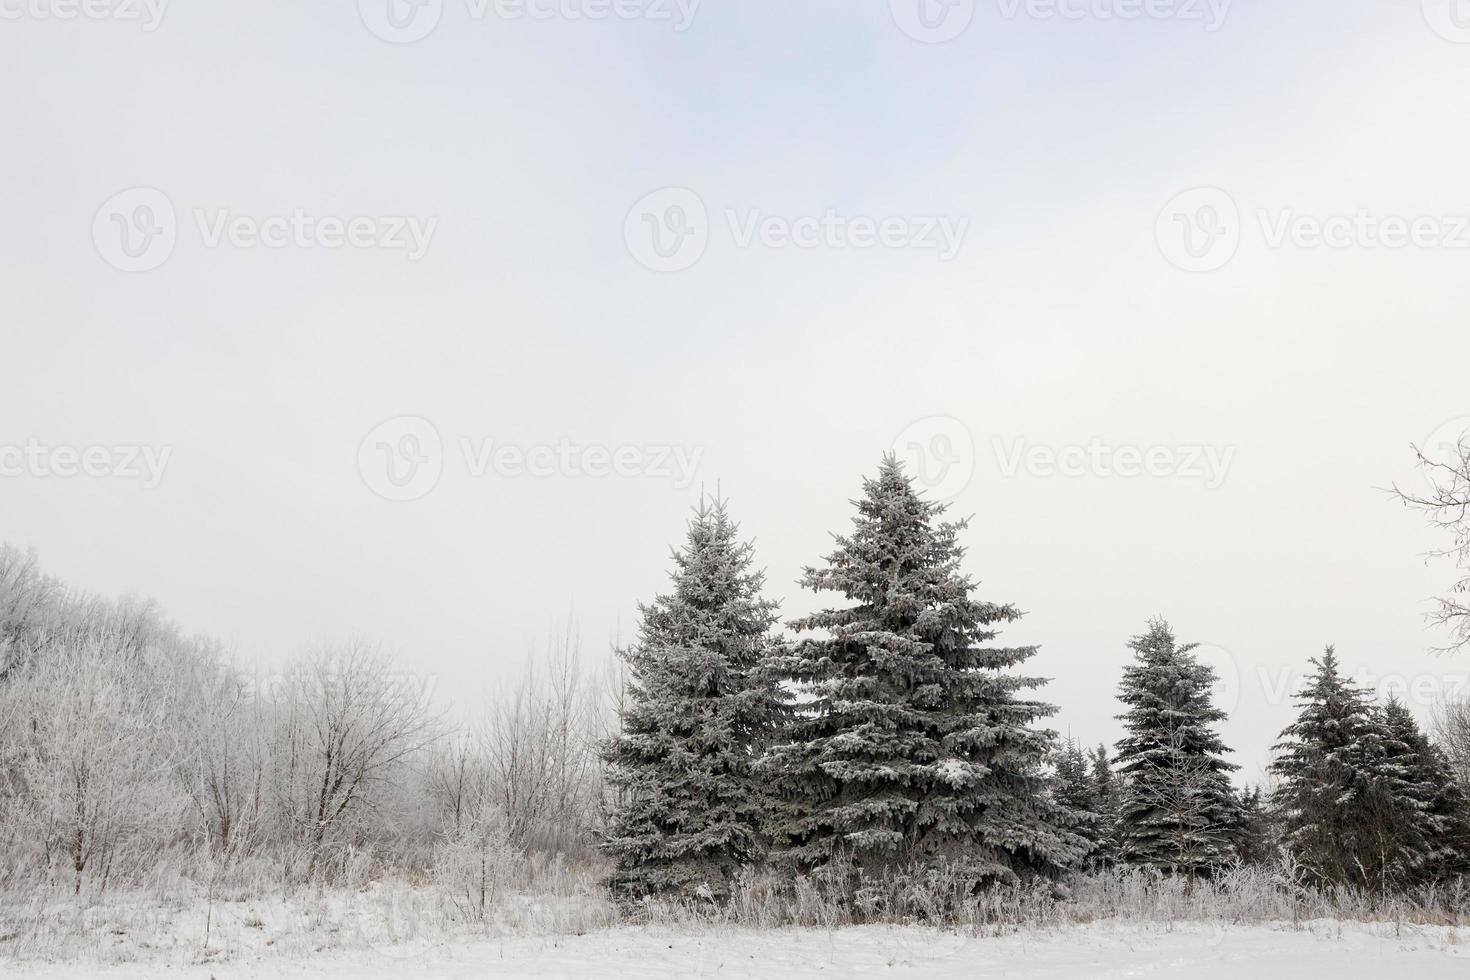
(1052, 739), (1102, 860)
(1113, 619), (1239, 876)
(1269, 648), (1419, 888)
(601, 497), (785, 901)
(1231, 785), (1275, 867)
(761, 456), (1085, 880)
(1088, 744), (1122, 866)
(1053, 740), (1096, 817)
(1379, 697), (1470, 882)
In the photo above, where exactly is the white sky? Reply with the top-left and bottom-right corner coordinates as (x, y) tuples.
(3, 1), (1470, 781)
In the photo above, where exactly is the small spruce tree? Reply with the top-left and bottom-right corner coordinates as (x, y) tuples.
(1052, 738), (1102, 862)
(1270, 648), (1420, 889)
(1379, 697), (1470, 882)
(1088, 744), (1122, 866)
(1231, 785), (1275, 867)
(1114, 619), (1239, 876)
(601, 497), (786, 901)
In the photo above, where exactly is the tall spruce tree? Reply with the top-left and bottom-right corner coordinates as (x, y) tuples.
(761, 456), (1084, 881)
(602, 497), (786, 901)
(1269, 648), (1420, 889)
(1114, 619), (1239, 876)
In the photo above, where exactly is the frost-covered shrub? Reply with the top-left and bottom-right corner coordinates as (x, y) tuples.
(432, 802), (520, 923)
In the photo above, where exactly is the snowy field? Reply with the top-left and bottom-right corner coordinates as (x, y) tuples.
(7, 920), (1469, 980)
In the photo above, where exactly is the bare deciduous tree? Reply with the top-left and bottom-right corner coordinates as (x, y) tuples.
(2, 628), (182, 894)
(475, 626), (610, 857)
(1433, 697), (1470, 793)
(268, 643), (445, 878)
(0, 545), (63, 680)
(424, 733), (487, 836)
(1394, 435), (1470, 655)
(169, 653), (269, 856)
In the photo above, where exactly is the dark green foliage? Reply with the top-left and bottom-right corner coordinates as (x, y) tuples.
(1114, 619), (1239, 876)
(1379, 697), (1470, 882)
(1088, 743), (1122, 866)
(1270, 648), (1423, 890)
(761, 456), (1085, 882)
(601, 498), (786, 901)
(1052, 739), (1103, 863)
(1053, 740), (1097, 819)
(1232, 785), (1275, 867)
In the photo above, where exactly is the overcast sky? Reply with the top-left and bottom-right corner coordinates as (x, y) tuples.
(3, 0), (1470, 781)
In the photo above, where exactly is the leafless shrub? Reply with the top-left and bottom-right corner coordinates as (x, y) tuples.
(432, 800), (519, 923)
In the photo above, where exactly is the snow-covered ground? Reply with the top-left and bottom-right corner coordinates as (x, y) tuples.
(7, 920), (1469, 979)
